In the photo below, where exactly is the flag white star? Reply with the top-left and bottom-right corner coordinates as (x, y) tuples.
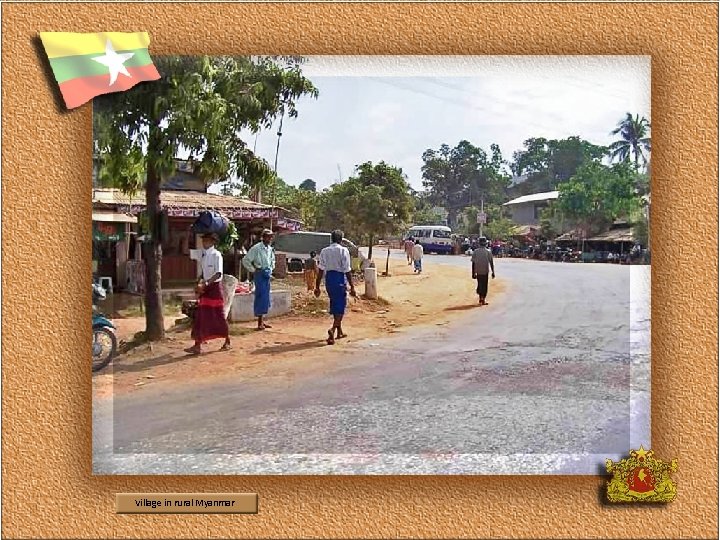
(91, 40), (135, 86)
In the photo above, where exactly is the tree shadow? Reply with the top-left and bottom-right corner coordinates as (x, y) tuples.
(253, 340), (328, 355)
(32, 35), (71, 114)
(444, 304), (481, 312)
(111, 353), (182, 374)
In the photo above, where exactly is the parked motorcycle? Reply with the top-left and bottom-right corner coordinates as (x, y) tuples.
(92, 283), (117, 372)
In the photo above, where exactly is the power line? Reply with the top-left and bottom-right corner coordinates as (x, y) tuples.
(367, 77), (554, 136)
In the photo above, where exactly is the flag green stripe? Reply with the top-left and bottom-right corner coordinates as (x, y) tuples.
(49, 48), (154, 84)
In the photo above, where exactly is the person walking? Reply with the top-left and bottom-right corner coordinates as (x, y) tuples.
(404, 237), (415, 265)
(185, 233), (231, 355)
(315, 230), (357, 345)
(471, 237), (495, 306)
(412, 239), (424, 274)
(243, 228), (276, 330)
(304, 251), (318, 292)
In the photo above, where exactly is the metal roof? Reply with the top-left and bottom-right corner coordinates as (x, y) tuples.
(92, 211), (137, 224)
(586, 228), (636, 243)
(92, 189), (269, 210)
(503, 191), (559, 206)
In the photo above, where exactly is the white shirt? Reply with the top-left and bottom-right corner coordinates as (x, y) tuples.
(201, 247), (223, 281)
(318, 243), (352, 273)
(412, 244), (424, 261)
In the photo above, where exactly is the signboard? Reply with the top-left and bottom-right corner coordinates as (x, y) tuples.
(93, 222), (123, 241)
(477, 212), (487, 224)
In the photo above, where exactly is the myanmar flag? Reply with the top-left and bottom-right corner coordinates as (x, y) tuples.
(39, 32), (161, 109)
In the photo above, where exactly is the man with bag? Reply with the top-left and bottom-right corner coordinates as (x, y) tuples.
(243, 229), (276, 330)
(185, 233), (231, 355)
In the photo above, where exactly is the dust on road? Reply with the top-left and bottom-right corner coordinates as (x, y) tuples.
(94, 256), (650, 475)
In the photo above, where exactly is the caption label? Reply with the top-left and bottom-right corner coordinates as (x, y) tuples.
(116, 493), (258, 514)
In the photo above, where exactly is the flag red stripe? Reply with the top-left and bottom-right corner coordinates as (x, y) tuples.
(58, 64), (160, 109)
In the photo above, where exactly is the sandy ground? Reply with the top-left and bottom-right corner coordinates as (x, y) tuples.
(95, 258), (650, 475)
(93, 256), (505, 399)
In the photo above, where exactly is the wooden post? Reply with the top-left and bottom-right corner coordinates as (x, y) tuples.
(364, 267), (378, 300)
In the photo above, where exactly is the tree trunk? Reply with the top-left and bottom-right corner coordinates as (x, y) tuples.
(447, 209), (458, 229)
(143, 134), (165, 341)
(367, 234), (374, 261)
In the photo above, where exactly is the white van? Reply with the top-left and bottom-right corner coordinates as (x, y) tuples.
(406, 226), (454, 254)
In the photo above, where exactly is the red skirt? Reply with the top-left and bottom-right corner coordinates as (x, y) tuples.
(191, 281), (229, 343)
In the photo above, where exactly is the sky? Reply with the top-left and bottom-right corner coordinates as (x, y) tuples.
(209, 56), (651, 194)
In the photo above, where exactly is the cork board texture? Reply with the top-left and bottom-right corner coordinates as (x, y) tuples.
(2, 2), (718, 539)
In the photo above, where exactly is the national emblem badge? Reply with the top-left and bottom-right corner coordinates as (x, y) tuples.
(605, 446), (678, 503)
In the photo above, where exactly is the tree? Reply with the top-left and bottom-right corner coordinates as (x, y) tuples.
(412, 196), (443, 226)
(461, 206), (480, 235)
(510, 136), (608, 195)
(317, 162), (414, 260)
(555, 161), (641, 238)
(538, 205), (561, 240)
(270, 176), (321, 228)
(299, 178), (317, 192)
(421, 141), (509, 228)
(633, 216), (649, 248)
(94, 56), (318, 340)
(484, 217), (517, 241)
(609, 113), (651, 171)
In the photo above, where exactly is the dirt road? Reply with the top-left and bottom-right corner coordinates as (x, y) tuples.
(94, 257), (499, 398)
(94, 255), (650, 475)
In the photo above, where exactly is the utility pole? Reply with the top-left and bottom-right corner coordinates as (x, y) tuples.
(269, 108), (285, 230)
(479, 196), (484, 237)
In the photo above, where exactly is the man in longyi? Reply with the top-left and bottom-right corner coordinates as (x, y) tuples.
(243, 229), (276, 330)
(315, 230), (357, 345)
(185, 233), (231, 355)
(404, 236), (415, 265)
(471, 236), (496, 306)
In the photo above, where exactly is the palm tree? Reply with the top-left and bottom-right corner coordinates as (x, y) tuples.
(609, 113), (651, 171)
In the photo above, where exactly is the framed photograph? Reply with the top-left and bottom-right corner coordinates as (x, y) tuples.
(3, 3), (717, 539)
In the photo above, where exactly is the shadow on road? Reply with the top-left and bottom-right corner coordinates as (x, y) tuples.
(112, 353), (182, 374)
(444, 304), (482, 312)
(253, 340), (328, 355)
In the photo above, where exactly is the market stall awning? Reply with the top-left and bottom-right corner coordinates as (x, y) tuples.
(555, 229), (584, 242)
(92, 188), (302, 231)
(92, 211), (137, 223)
(586, 227), (635, 243)
(511, 224), (540, 237)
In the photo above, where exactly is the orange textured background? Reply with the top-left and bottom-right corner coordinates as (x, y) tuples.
(2, 3), (718, 539)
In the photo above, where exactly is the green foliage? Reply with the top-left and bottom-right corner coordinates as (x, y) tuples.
(633, 217), (649, 248)
(217, 221), (239, 253)
(299, 179), (317, 192)
(410, 193), (444, 225)
(609, 113), (651, 171)
(315, 162), (414, 259)
(421, 140), (510, 227)
(92, 55), (318, 340)
(556, 161), (641, 236)
(267, 176), (321, 227)
(412, 206), (442, 226)
(510, 136), (608, 195)
(634, 172), (650, 197)
(93, 55), (319, 196)
(460, 206), (480, 235)
(539, 207), (558, 240)
(484, 217), (517, 241)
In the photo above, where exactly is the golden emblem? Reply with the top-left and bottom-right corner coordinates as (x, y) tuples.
(605, 446), (678, 503)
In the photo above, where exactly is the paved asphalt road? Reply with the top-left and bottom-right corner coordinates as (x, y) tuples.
(93, 255), (650, 474)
